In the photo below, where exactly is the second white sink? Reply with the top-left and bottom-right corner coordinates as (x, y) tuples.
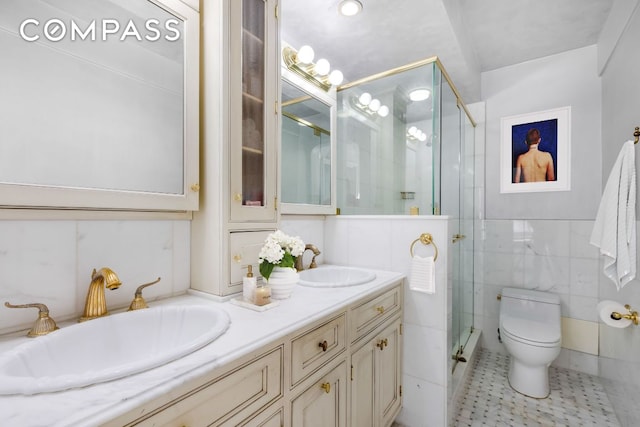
(0, 304), (230, 395)
(298, 265), (376, 288)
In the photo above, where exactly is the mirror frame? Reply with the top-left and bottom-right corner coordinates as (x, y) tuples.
(280, 66), (337, 215)
(0, 0), (199, 213)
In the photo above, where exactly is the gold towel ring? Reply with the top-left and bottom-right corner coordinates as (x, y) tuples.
(409, 233), (438, 261)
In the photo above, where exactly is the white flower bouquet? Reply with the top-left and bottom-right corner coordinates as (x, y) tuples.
(258, 230), (305, 281)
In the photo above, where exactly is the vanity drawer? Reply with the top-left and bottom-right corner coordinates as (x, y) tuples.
(127, 346), (283, 427)
(290, 313), (346, 387)
(350, 284), (402, 343)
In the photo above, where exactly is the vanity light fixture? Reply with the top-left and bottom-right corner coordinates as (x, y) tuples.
(338, 0), (363, 16)
(407, 126), (427, 142)
(282, 45), (344, 91)
(409, 88), (431, 102)
(352, 92), (389, 118)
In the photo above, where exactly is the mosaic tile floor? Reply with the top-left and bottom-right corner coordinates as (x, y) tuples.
(453, 349), (620, 427)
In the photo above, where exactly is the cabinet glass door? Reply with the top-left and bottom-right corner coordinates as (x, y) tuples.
(230, 0), (276, 222)
(241, 0), (266, 207)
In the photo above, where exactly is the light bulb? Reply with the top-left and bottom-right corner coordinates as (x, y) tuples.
(408, 126), (418, 135)
(378, 105), (389, 117)
(339, 0), (363, 16)
(315, 58), (330, 76)
(409, 88), (431, 102)
(297, 45), (314, 64)
(419, 132), (427, 142)
(358, 92), (372, 106)
(329, 69), (344, 85)
(369, 99), (381, 112)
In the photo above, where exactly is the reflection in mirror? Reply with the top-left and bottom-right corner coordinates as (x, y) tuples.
(0, 0), (197, 211)
(281, 77), (333, 209)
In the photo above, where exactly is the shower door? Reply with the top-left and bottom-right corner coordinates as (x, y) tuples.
(439, 72), (474, 368)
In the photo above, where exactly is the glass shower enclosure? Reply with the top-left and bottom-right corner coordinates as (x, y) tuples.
(335, 58), (476, 367)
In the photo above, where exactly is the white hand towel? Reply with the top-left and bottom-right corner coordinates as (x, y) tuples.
(590, 140), (636, 291)
(409, 255), (436, 294)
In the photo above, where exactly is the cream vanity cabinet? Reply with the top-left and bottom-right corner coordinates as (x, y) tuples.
(349, 285), (403, 427)
(193, 0), (279, 296)
(107, 281), (403, 427)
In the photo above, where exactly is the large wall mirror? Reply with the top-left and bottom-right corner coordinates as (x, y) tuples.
(280, 68), (336, 214)
(0, 0), (199, 212)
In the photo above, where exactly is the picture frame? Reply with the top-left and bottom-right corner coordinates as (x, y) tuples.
(500, 106), (571, 193)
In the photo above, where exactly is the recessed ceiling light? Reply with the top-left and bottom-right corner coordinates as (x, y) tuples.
(338, 0), (363, 17)
(409, 88), (431, 102)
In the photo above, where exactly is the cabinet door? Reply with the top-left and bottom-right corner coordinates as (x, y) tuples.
(229, 0), (278, 223)
(291, 362), (347, 427)
(350, 340), (376, 427)
(378, 320), (402, 427)
(350, 318), (402, 427)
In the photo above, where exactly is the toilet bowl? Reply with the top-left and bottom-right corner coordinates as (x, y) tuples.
(499, 287), (561, 398)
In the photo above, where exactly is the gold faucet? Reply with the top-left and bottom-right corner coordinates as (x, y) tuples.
(295, 244), (321, 271)
(128, 277), (161, 311)
(79, 267), (122, 322)
(4, 302), (59, 337)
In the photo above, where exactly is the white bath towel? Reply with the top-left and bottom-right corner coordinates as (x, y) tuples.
(409, 255), (436, 294)
(590, 140), (636, 291)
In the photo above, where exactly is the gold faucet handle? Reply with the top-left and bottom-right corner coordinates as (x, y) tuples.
(128, 277), (161, 311)
(4, 301), (59, 337)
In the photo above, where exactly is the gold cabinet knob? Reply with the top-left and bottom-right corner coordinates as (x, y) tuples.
(376, 338), (388, 350)
(234, 193), (242, 202)
(318, 340), (328, 352)
(233, 254), (242, 263)
(190, 183), (200, 192)
(376, 306), (385, 314)
(320, 382), (331, 393)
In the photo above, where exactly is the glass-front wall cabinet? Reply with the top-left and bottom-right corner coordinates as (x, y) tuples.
(230, 0), (277, 222)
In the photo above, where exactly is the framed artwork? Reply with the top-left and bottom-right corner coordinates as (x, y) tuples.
(500, 106), (571, 193)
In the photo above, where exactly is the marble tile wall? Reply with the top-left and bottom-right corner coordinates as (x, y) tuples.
(0, 220), (191, 334)
(476, 218), (604, 376)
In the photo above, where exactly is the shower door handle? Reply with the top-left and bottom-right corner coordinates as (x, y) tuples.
(452, 234), (466, 243)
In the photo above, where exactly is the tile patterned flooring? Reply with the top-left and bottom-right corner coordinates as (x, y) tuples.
(452, 349), (620, 427)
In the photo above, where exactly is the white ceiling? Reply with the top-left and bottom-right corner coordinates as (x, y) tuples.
(281, 0), (614, 103)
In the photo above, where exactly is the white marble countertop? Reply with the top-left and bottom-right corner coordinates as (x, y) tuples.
(0, 266), (404, 427)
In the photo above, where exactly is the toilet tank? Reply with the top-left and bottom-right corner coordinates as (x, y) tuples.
(500, 287), (561, 324)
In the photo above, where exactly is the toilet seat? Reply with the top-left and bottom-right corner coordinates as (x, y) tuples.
(501, 316), (561, 347)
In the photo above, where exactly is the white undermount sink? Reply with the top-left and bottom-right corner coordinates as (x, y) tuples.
(0, 304), (230, 395)
(298, 266), (376, 288)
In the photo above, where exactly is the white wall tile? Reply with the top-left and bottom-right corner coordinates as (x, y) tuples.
(76, 221), (176, 313)
(403, 324), (446, 386)
(0, 221), (77, 331)
(396, 374), (446, 427)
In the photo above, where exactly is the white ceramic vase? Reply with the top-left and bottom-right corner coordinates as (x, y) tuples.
(267, 267), (299, 299)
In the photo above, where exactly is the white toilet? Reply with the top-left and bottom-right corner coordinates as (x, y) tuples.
(499, 287), (561, 398)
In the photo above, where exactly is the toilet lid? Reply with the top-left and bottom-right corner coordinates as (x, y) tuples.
(501, 316), (561, 345)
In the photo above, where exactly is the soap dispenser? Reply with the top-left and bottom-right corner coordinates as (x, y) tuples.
(243, 265), (257, 303)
